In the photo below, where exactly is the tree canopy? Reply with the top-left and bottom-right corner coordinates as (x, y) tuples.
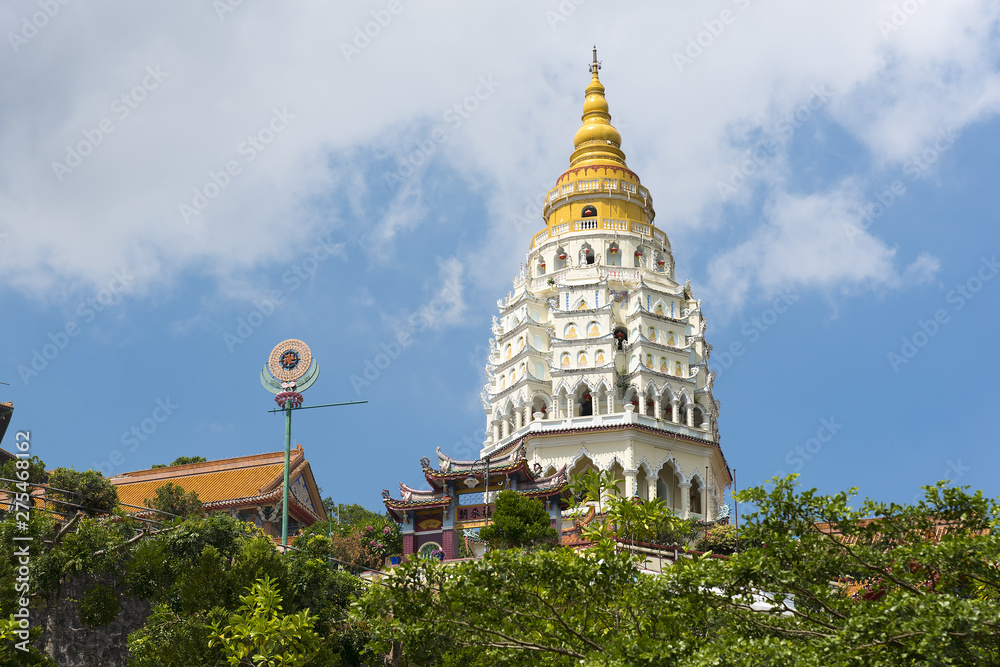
(46, 467), (118, 515)
(144, 482), (203, 518)
(477, 490), (558, 551)
(357, 476), (1000, 666)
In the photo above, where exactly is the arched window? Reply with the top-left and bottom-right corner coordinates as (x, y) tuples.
(418, 542), (444, 560)
(660, 357), (668, 372)
(505, 344), (512, 360)
(533, 334), (544, 350)
(668, 331), (676, 346)
(581, 204), (597, 217)
(607, 243), (621, 267)
(690, 482), (703, 516)
(534, 361), (545, 378)
(595, 350), (605, 365)
(564, 323), (578, 339)
(587, 321), (600, 337)
(648, 327), (656, 343)
(645, 354), (653, 369)
(499, 376), (506, 390)
(560, 352), (570, 368)
(517, 337), (525, 352)
(578, 351), (588, 367)
(675, 361), (683, 376)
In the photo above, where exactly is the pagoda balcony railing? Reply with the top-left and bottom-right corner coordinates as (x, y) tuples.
(528, 266), (642, 291)
(531, 218), (663, 249)
(544, 179), (650, 207)
(482, 408), (715, 457)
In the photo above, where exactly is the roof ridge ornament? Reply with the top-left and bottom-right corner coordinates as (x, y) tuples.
(590, 44), (601, 74)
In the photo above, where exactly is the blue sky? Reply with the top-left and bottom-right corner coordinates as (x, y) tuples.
(1, 1), (999, 516)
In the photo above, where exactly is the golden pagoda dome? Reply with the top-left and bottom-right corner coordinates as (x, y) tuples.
(570, 46), (627, 167)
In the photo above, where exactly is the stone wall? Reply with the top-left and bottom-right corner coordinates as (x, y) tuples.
(34, 574), (151, 667)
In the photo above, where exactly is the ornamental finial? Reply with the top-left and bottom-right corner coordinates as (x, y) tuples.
(590, 45), (600, 74)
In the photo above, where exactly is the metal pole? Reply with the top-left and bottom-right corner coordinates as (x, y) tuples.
(282, 401), (292, 548)
(733, 468), (739, 553)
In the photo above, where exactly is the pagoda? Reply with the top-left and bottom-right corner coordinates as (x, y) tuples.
(480, 48), (732, 521)
(383, 49), (732, 562)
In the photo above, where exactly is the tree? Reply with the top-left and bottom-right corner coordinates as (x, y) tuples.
(152, 456), (207, 469)
(569, 468), (621, 514)
(46, 468), (118, 515)
(695, 523), (738, 555)
(477, 490), (558, 551)
(145, 482), (203, 518)
(358, 547), (711, 666)
(209, 576), (321, 667)
(356, 477), (1000, 666)
(0, 454), (48, 509)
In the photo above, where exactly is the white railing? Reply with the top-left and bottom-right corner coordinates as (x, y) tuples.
(633, 223), (651, 236)
(551, 222), (569, 235)
(601, 267), (641, 283)
(603, 178), (618, 190)
(603, 218), (628, 231)
(575, 219), (598, 231)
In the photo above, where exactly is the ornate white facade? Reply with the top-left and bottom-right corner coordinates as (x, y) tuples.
(480, 51), (732, 521)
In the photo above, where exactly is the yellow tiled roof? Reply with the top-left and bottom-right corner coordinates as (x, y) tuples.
(114, 462), (284, 510)
(109, 445), (319, 517)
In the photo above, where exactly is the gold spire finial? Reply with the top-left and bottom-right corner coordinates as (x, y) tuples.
(570, 47), (626, 167)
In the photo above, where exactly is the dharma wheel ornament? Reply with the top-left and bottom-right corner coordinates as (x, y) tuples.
(262, 339), (320, 408)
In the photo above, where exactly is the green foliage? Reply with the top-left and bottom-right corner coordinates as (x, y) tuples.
(695, 523), (738, 555)
(169, 456), (207, 466)
(355, 476), (1000, 666)
(0, 454), (48, 502)
(151, 456), (208, 469)
(209, 576), (321, 667)
(0, 615), (56, 666)
(47, 467), (118, 515)
(123, 515), (354, 666)
(569, 469), (693, 553)
(128, 603), (229, 667)
(77, 582), (120, 627)
(570, 468), (621, 514)
(477, 490), (558, 551)
(357, 546), (709, 666)
(299, 506), (402, 570)
(144, 482), (203, 518)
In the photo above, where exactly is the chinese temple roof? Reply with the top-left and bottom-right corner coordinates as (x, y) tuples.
(382, 446), (572, 520)
(110, 444), (326, 523)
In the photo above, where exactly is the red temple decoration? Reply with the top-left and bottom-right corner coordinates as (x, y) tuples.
(382, 444), (572, 563)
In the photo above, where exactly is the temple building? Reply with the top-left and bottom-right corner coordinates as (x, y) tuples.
(384, 49), (732, 560)
(383, 447), (572, 561)
(110, 444), (327, 538)
(482, 50), (732, 520)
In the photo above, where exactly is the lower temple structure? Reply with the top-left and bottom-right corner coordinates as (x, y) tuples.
(383, 444), (572, 561)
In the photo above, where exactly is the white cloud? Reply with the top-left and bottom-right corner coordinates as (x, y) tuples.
(0, 0), (996, 311)
(703, 182), (937, 312)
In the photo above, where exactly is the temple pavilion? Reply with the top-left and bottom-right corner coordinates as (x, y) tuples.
(384, 49), (732, 560)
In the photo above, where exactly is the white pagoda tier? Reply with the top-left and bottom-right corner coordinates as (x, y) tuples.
(480, 50), (732, 521)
